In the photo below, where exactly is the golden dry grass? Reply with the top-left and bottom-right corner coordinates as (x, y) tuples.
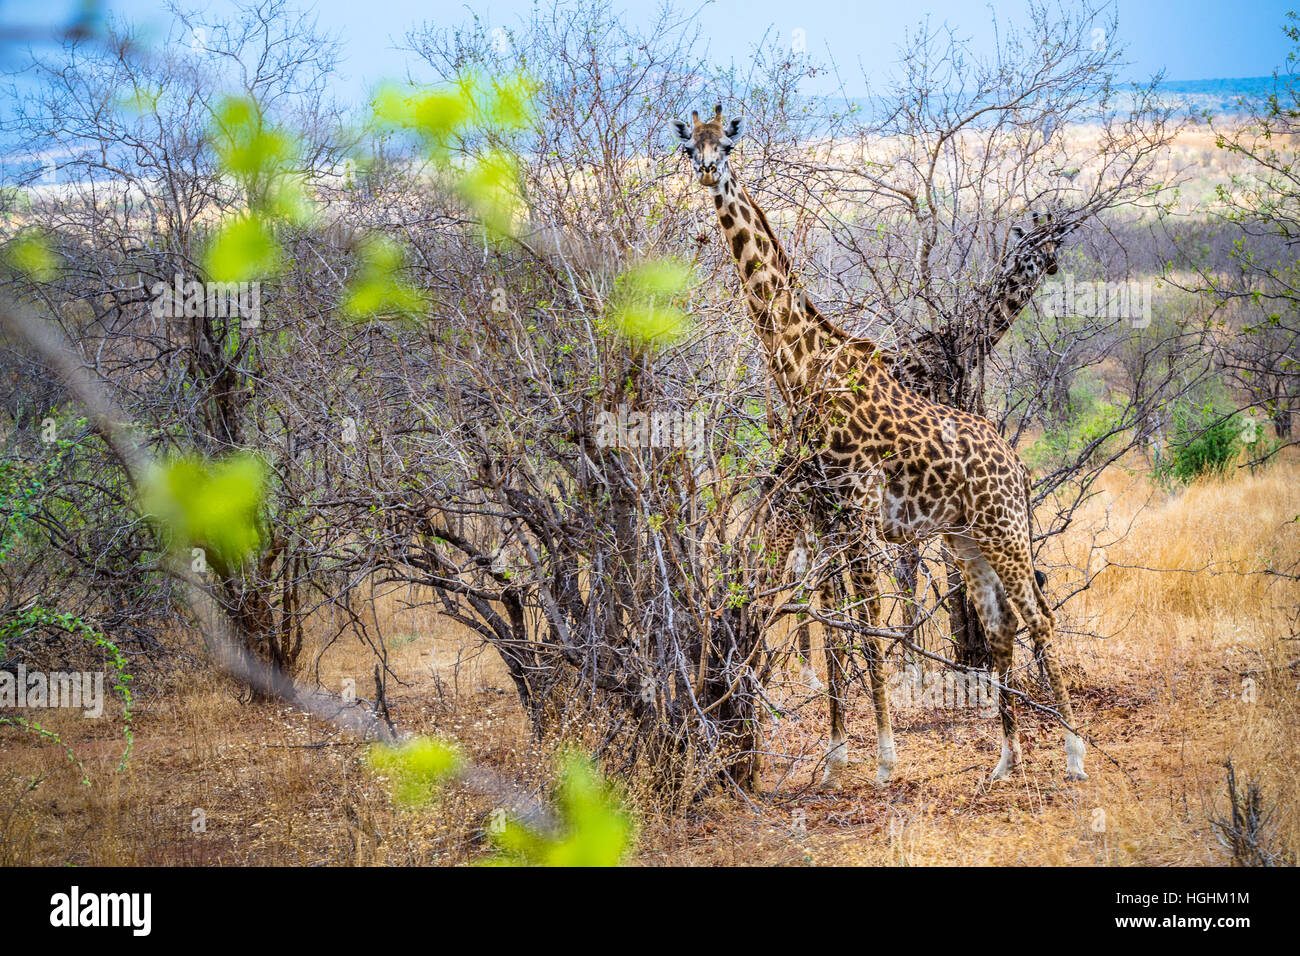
(2, 456), (1297, 867)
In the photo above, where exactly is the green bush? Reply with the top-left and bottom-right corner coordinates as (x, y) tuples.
(1156, 403), (1246, 483)
(1025, 385), (1127, 471)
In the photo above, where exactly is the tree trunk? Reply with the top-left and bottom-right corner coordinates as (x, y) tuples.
(947, 562), (991, 670)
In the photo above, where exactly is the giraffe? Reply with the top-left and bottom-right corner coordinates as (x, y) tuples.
(759, 211), (1080, 692)
(892, 211), (1081, 407)
(673, 107), (895, 786)
(675, 105), (1087, 784)
(752, 471), (823, 691)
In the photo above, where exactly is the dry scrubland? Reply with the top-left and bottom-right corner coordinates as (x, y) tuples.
(2, 125), (1296, 867)
(2, 453), (1295, 866)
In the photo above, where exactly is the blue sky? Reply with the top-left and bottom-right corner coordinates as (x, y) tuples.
(3, 0), (1295, 114)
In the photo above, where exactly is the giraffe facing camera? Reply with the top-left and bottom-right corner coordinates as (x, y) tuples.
(675, 105), (1087, 788)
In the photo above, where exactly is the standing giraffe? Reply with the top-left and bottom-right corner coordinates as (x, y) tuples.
(675, 105), (1087, 784)
(893, 211), (1080, 408)
(759, 211), (1080, 692)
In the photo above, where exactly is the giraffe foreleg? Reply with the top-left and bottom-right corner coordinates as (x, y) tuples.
(849, 559), (896, 786)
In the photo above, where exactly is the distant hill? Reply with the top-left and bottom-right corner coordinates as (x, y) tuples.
(1145, 75), (1281, 115)
(2, 76), (1284, 187)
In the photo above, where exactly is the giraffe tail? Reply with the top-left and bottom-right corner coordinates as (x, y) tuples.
(1024, 469), (1051, 616)
(1033, 567), (1051, 614)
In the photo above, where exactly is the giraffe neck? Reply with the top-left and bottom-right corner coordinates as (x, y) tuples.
(710, 176), (857, 401)
(979, 255), (1044, 348)
(978, 224), (1069, 350)
(892, 224), (1067, 403)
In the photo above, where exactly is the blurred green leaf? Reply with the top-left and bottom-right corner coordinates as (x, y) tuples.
(209, 96), (312, 224)
(342, 237), (428, 320)
(371, 71), (535, 156)
(140, 453), (266, 575)
(482, 74), (536, 131)
(3, 232), (59, 281)
(609, 259), (694, 345)
(117, 85), (163, 114)
(204, 215), (281, 282)
(457, 151), (521, 242)
(366, 737), (463, 808)
(483, 754), (633, 867)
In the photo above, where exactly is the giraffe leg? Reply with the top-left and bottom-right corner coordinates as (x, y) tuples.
(988, 552), (1087, 782)
(794, 622), (822, 691)
(947, 536), (1021, 782)
(849, 558), (896, 786)
(789, 531), (823, 691)
(819, 571), (850, 788)
(748, 518), (795, 792)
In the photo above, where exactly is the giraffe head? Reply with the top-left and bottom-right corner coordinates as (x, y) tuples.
(1011, 212), (1064, 275)
(673, 104), (743, 190)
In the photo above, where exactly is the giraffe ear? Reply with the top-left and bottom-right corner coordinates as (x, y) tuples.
(723, 117), (743, 142)
(672, 119), (692, 142)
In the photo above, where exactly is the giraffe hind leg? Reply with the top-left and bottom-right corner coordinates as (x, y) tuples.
(795, 623), (823, 691)
(992, 553), (1087, 782)
(849, 557), (896, 786)
(790, 531), (823, 691)
(818, 571), (850, 788)
(947, 536), (1021, 782)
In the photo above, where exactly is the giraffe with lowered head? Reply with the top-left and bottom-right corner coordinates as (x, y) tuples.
(759, 210), (1080, 698)
(675, 105), (1087, 784)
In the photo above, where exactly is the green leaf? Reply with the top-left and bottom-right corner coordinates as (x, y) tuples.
(366, 737), (463, 808)
(341, 237), (428, 320)
(208, 96), (312, 224)
(140, 453), (266, 575)
(483, 754), (633, 867)
(457, 151), (521, 241)
(3, 232), (59, 281)
(204, 215), (281, 282)
(609, 259), (694, 345)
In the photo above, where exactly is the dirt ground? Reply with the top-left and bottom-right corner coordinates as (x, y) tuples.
(2, 453), (1296, 866)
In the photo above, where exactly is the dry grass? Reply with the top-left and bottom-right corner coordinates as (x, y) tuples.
(2, 456), (1297, 867)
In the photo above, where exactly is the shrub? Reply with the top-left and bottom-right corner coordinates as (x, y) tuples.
(1025, 382), (1127, 471)
(1157, 402), (1246, 483)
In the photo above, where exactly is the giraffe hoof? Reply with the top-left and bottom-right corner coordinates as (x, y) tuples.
(821, 741), (848, 789)
(1064, 734), (1087, 782)
(874, 747), (897, 787)
(989, 762), (1020, 783)
(989, 740), (1022, 782)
